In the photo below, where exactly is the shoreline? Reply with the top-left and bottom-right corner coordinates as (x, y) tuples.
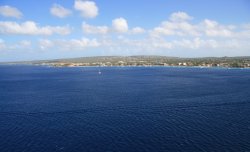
(1, 63), (250, 70)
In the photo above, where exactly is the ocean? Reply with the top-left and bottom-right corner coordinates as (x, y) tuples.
(0, 65), (250, 152)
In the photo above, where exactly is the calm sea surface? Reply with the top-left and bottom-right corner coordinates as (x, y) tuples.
(0, 65), (250, 152)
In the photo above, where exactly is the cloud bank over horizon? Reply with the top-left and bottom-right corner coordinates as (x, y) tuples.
(0, 0), (249, 61)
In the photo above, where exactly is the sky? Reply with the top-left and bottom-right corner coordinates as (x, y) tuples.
(0, 0), (250, 61)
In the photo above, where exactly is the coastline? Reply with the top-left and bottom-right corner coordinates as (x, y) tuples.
(1, 55), (250, 69)
(1, 63), (249, 70)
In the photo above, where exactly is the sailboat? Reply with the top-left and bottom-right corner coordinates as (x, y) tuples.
(98, 69), (101, 74)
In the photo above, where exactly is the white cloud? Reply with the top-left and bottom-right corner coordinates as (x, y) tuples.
(7, 40), (32, 50)
(74, 0), (98, 18)
(237, 30), (250, 39)
(150, 12), (200, 37)
(0, 39), (6, 50)
(201, 19), (233, 37)
(0, 5), (22, 18)
(0, 39), (33, 51)
(67, 38), (100, 48)
(170, 11), (193, 22)
(82, 21), (144, 35)
(130, 27), (145, 34)
(1, 10), (250, 57)
(39, 39), (54, 50)
(101, 36), (249, 55)
(151, 21), (200, 37)
(0, 21), (71, 35)
(19, 40), (31, 47)
(50, 4), (71, 18)
(172, 38), (218, 49)
(150, 12), (248, 38)
(112, 18), (128, 33)
(39, 38), (100, 51)
(242, 24), (250, 30)
(82, 22), (109, 34)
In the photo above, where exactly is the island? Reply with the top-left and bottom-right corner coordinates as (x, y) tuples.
(3, 56), (250, 68)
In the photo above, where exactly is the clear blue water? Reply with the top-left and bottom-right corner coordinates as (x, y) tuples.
(0, 65), (250, 152)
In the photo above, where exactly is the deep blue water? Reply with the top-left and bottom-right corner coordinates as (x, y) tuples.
(0, 65), (250, 152)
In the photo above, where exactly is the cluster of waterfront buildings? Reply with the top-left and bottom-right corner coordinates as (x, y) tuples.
(40, 60), (250, 68)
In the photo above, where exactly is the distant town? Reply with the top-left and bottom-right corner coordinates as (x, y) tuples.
(5, 56), (250, 68)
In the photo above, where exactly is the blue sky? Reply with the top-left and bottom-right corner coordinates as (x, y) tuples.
(0, 0), (250, 61)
